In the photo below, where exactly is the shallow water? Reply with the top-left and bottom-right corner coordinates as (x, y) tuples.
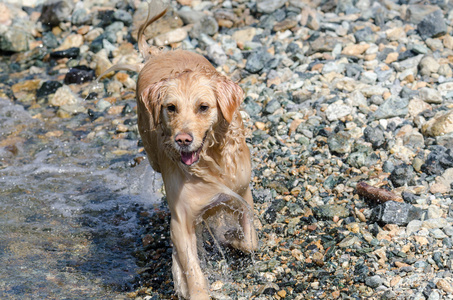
(0, 97), (163, 299)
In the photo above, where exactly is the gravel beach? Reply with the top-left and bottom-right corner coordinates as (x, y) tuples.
(1, 0), (453, 299)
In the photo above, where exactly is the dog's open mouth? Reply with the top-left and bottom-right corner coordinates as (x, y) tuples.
(180, 147), (202, 166)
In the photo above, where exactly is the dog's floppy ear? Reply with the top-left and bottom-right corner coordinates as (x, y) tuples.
(140, 80), (167, 127)
(215, 76), (244, 123)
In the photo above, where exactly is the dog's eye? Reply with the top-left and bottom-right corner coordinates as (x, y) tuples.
(167, 104), (176, 112)
(199, 105), (209, 112)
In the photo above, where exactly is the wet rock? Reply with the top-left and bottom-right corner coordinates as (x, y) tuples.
(389, 163), (414, 187)
(0, 25), (33, 52)
(417, 10), (447, 40)
(49, 85), (80, 107)
(39, 0), (74, 27)
(64, 66), (95, 85)
(50, 47), (80, 59)
(36, 81), (63, 98)
(371, 201), (424, 226)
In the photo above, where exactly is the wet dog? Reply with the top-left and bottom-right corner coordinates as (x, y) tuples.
(131, 1), (257, 299)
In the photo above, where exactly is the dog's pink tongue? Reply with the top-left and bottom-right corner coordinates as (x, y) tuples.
(181, 151), (198, 165)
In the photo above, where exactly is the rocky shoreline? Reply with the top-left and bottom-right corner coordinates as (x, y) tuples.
(1, 0), (453, 299)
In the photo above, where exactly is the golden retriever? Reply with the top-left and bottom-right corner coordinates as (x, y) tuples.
(109, 1), (258, 298)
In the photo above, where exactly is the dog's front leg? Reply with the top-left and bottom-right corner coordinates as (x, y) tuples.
(238, 186), (258, 252)
(170, 217), (210, 300)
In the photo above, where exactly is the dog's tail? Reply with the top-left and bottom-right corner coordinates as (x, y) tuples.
(97, 0), (168, 80)
(137, 0), (168, 61)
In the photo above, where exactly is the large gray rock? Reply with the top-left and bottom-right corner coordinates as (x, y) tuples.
(371, 201), (424, 226)
(417, 9), (447, 40)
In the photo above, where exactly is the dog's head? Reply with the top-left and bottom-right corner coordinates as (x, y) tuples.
(139, 69), (244, 166)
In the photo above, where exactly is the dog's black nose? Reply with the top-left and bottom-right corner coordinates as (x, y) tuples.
(175, 133), (193, 147)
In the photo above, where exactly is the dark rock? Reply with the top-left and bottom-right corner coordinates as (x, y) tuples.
(96, 10), (115, 27)
(50, 47), (80, 59)
(243, 97), (262, 116)
(286, 42), (300, 54)
(245, 50), (270, 74)
(262, 199), (286, 224)
(369, 223), (380, 236)
(64, 66), (95, 85)
(365, 275), (384, 288)
(364, 126), (385, 149)
(113, 9), (133, 26)
(36, 81), (63, 98)
(421, 146), (453, 176)
(389, 163), (414, 187)
(398, 50), (416, 61)
(433, 252), (443, 268)
(354, 264), (369, 283)
(370, 201), (424, 225)
(42, 32), (59, 49)
(253, 189), (272, 204)
(401, 191), (418, 204)
(417, 10), (447, 40)
(354, 26), (375, 43)
(264, 99), (280, 115)
(39, 0), (74, 27)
